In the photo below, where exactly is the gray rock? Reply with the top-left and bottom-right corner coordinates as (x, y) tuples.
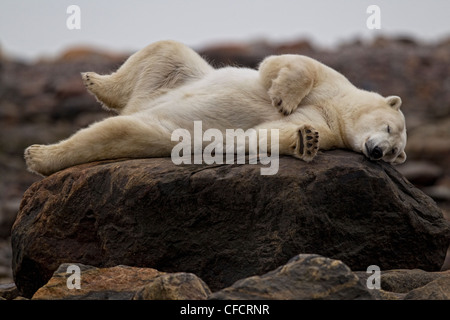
(0, 283), (19, 300)
(209, 254), (374, 300)
(380, 269), (445, 293)
(404, 273), (450, 300)
(356, 268), (450, 300)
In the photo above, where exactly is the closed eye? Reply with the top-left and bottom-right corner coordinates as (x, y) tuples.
(387, 125), (391, 134)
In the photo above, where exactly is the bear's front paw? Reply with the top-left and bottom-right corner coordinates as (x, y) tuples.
(24, 144), (52, 176)
(268, 85), (301, 116)
(294, 125), (319, 162)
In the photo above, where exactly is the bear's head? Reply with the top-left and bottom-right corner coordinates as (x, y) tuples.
(348, 94), (407, 164)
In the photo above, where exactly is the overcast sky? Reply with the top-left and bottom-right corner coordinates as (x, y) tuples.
(1, 0), (449, 61)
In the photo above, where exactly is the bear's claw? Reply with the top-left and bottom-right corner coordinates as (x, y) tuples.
(24, 144), (51, 177)
(81, 72), (96, 88)
(270, 95), (298, 116)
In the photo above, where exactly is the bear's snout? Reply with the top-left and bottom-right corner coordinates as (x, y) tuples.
(370, 146), (383, 159)
(365, 143), (383, 160)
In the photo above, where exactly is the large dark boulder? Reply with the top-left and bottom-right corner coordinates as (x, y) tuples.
(11, 151), (450, 298)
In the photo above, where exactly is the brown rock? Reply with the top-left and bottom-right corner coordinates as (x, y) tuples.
(380, 269), (447, 293)
(11, 152), (450, 298)
(32, 263), (163, 300)
(406, 118), (450, 166)
(133, 273), (211, 300)
(54, 76), (87, 99)
(32, 263), (209, 300)
(199, 41), (272, 68)
(396, 161), (443, 187)
(422, 185), (450, 202)
(442, 246), (450, 271)
(57, 47), (127, 63)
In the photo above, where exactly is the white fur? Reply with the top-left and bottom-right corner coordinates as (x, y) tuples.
(25, 40), (407, 176)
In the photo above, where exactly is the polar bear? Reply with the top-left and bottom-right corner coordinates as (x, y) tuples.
(25, 40), (407, 176)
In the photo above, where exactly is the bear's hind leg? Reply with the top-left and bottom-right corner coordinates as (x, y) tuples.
(295, 125), (319, 162)
(255, 122), (319, 162)
(25, 116), (174, 176)
(82, 72), (127, 112)
(82, 40), (213, 114)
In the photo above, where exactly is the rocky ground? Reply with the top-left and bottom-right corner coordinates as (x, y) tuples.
(8, 153), (450, 300)
(1, 36), (450, 298)
(3, 255), (449, 300)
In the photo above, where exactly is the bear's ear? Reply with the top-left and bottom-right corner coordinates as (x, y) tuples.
(386, 96), (402, 110)
(393, 150), (407, 164)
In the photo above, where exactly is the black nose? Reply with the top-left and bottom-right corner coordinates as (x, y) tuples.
(370, 146), (383, 159)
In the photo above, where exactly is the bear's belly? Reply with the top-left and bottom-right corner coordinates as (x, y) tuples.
(140, 68), (283, 131)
